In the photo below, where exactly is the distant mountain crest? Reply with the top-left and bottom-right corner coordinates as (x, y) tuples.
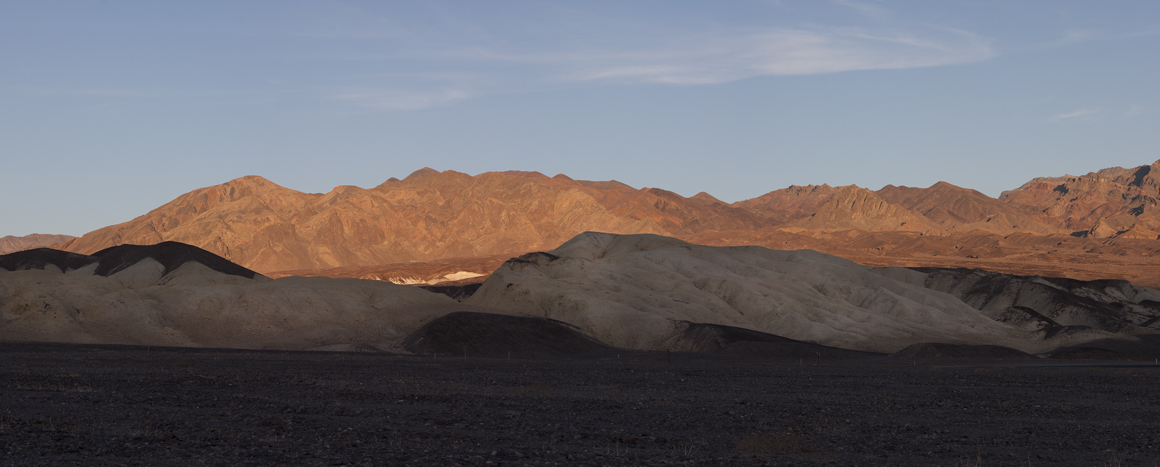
(0, 234), (77, 255)
(1000, 159), (1160, 234)
(51, 159), (1160, 274)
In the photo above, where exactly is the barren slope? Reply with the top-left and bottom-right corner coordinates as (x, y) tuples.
(465, 232), (1062, 353)
(0, 243), (463, 350)
(0, 234), (77, 255)
(877, 181), (1058, 234)
(57, 170), (768, 273)
(1000, 160), (1160, 236)
(48, 159), (1160, 287)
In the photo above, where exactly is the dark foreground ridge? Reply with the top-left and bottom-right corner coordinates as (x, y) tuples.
(669, 322), (878, 359)
(403, 311), (615, 358)
(419, 282), (483, 301)
(1, 343), (1158, 466)
(891, 343), (1035, 359)
(1044, 334), (1160, 360)
(0, 242), (260, 279)
(0, 248), (95, 273)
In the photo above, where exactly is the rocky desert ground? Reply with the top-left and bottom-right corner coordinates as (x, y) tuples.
(2, 343), (1158, 466)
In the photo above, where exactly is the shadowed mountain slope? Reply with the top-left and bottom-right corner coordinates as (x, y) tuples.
(0, 248), (96, 273)
(91, 242), (261, 279)
(890, 343), (1035, 359)
(402, 311), (615, 358)
(665, 322), (875, 358)
(913, 268), (1160, 335)
(1, 242), (259, 279)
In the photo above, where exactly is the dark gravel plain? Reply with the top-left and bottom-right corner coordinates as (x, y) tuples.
(2, 343), (1159, 466)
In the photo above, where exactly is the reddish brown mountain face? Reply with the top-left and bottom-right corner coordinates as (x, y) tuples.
(1000, 160), (1160, 236)
(0, 234), (78, 255)
(54, 161), (1160, 287)
(876, 182), (1057, 234)
(56, 169), (772, 273)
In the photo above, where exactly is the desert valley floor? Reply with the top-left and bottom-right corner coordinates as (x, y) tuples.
(2, 343), (1158, 466)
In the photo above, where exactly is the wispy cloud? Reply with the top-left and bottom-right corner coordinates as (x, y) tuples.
(567, 27), (993, 85)
(1048, 109), (1101, 123)
(306, 3), (995, 109)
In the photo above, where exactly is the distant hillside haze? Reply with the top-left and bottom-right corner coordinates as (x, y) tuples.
(0, 234), (77, 255)
(53, 161), (1160, 281)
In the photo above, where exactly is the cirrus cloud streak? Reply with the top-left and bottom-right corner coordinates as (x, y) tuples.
(565, 27), (994, 85)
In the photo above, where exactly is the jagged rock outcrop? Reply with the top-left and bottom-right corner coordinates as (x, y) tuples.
(913, 268), (1160, 336)
(1000, 160), (1160, 236)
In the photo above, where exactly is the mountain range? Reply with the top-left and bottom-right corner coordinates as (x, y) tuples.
(45, 160), (1160, 286)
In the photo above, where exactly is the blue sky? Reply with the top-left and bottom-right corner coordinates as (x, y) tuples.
(2, 1), (1159, 236)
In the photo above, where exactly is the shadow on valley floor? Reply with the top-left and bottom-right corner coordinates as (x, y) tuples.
(1, 342), (1159, 466)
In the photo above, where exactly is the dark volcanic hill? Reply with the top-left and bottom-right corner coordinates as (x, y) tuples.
(1, 242), (260, 279)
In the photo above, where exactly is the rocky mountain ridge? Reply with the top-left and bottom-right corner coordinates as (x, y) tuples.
(50, 160), (1160, 282)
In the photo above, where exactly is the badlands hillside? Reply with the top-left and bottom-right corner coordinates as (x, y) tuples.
(5, 234), (1158, 357)
(465, 232), (1160, 355)
(48, 160), (1160, 288)
(0, 242), (463, 350)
